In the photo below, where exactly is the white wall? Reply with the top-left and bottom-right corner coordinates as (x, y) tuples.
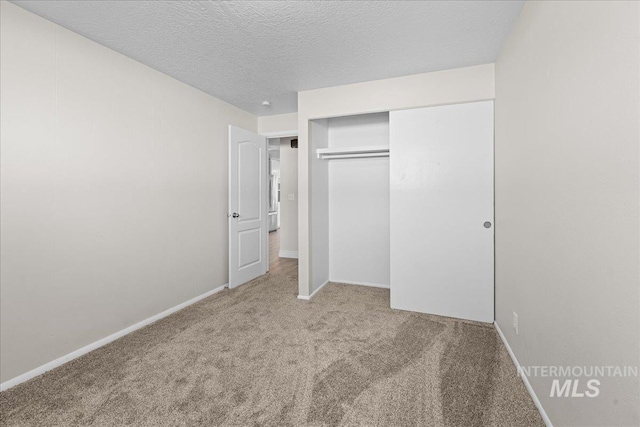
(328, 113), (390, 287)
(495, 1), (640, 426)
(297, 64), (495, 296)
(0, 2), (257, 383)
(309, 120), (330, 293)
(278, 137), (298, 256)
(258, 113), (298, 136)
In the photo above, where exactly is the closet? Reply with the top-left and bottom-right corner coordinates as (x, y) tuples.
(309, 101), (494, 323)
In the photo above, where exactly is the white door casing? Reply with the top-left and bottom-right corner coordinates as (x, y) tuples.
(389, 101), (494, 323)
(229, 126), (268, 288)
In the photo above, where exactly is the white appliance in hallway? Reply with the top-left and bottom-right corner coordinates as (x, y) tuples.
(228, 126), (268, 289)
(268, 158), (280, 232)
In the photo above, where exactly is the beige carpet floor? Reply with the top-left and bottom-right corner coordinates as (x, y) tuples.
(0, 269), (544, 426)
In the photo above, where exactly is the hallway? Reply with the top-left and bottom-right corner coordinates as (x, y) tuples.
(269, 230), (297, 277)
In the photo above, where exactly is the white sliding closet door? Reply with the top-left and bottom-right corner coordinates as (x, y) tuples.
(390, 101), (494, 323)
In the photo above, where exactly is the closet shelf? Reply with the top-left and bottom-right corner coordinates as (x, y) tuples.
(316, 145), (390, 160)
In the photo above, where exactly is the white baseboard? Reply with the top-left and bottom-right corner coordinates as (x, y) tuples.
(330, 279), (390, 289)
(0, 284), (227, 392)
(297, 280), (329, 301)
(279, 250), (298, 259)
(494, 322), (553, 427)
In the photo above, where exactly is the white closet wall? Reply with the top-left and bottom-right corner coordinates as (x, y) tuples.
(309, 120), (330, 294)
(327, 114), (390, 287)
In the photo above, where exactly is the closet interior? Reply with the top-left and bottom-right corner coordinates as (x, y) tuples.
(310, 112), (391, 294)
(308, 101), (495, 323)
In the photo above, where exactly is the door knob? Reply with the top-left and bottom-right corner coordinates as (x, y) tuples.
(232, 213), (240, 218)
(484, 221), (492, 228)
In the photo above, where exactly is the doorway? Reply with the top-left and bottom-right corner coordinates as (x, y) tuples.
(267, 136), (298, 274)
(228, 126), (298, 288)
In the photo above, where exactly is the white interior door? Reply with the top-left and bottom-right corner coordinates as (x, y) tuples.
(229, 126), (268, 288)
(389, 101), (494, 323)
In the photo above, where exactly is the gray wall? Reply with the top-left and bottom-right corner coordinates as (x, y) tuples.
(495, 1), (640, 425)
(0, 2), (257, 383)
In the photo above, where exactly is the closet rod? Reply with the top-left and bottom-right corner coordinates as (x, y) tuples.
(319, 152), (390, 160)
(316, 145), (390, 160)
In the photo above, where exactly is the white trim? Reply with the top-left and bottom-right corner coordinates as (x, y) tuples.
(494, 321), (553, 427)
(279, 250), (299, 259)
(0, 284), (227, 392)
(330, 279), (390, 289)
(261, 130), (298, 138)
(297, 280), (329, 301)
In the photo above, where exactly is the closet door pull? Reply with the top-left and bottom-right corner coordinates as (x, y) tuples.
(483, 221), (492, 228)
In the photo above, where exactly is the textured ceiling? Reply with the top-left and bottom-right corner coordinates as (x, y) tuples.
(12, 1), (524, 116)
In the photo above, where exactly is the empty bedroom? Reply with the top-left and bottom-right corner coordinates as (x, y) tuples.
(0, 1), (638, 426)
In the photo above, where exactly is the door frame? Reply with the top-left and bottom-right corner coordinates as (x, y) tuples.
(261, 130), (298, 139)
